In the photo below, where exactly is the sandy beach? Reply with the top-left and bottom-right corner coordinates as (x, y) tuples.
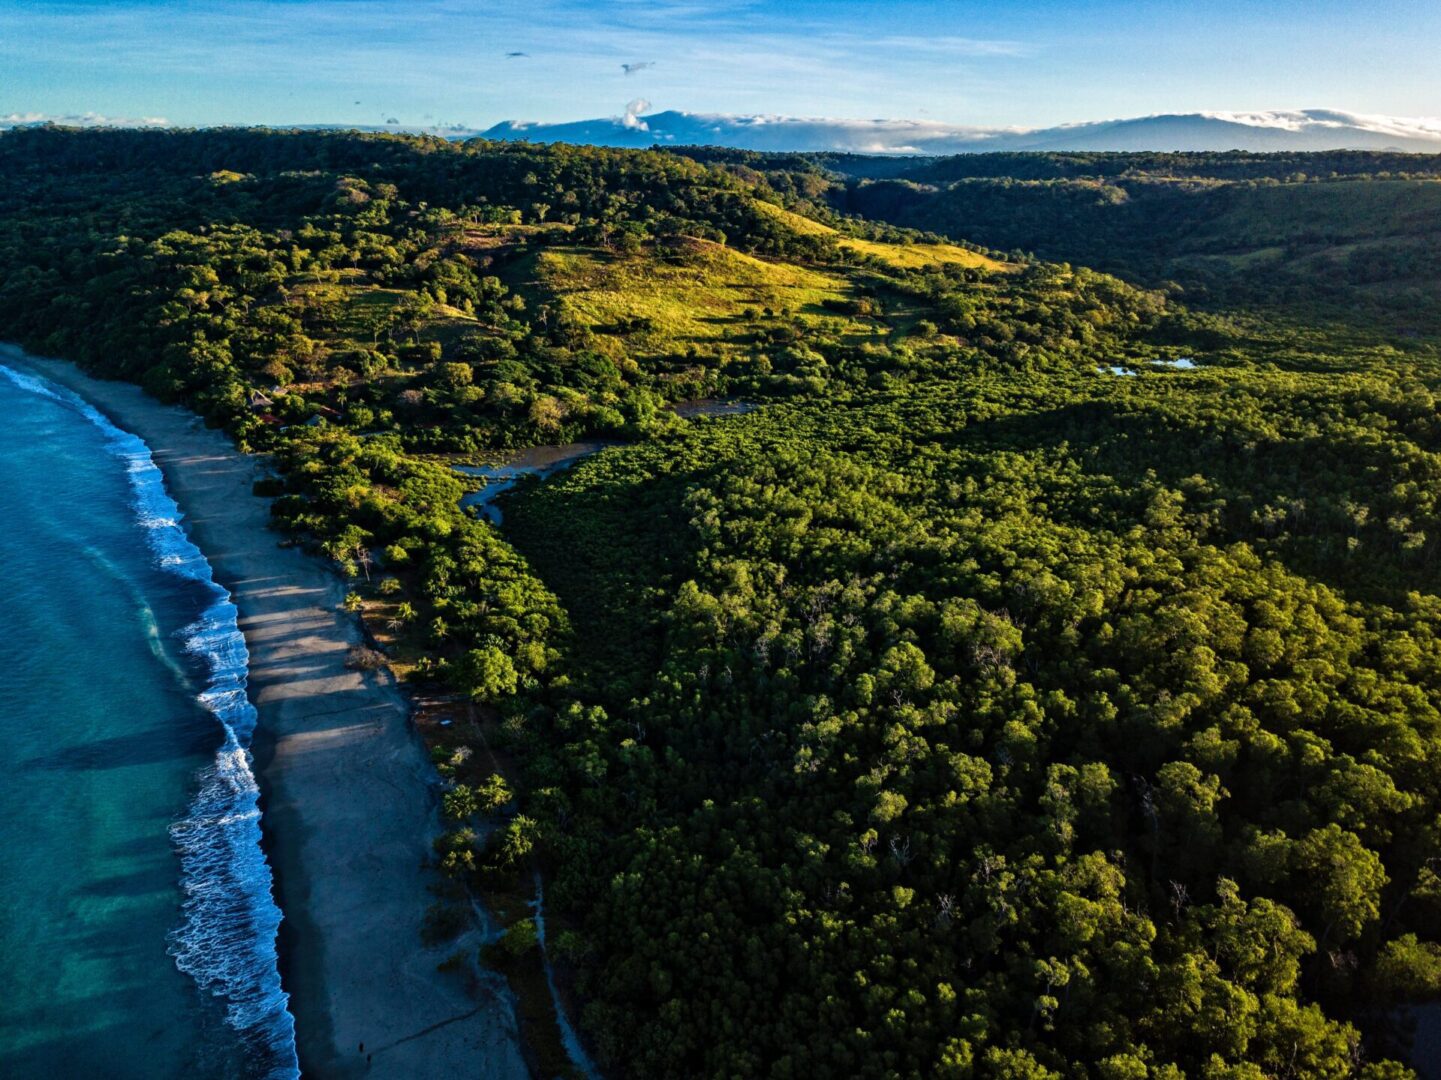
(9, 351), (528, 1079)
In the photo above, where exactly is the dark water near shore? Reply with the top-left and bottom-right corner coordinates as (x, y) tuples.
(0, 360), (297, 1078)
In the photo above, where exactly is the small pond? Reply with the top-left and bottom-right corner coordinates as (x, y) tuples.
(668, 398), (758, 419)
(1098, 358), (1198, 376)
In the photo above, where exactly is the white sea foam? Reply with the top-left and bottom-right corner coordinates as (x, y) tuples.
(0, 357), (300, 1079)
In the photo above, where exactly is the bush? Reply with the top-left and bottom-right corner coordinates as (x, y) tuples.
(345, 645), (386, 670)
(500, 917), (539, 958)
(442, 784), (479, 821)
(453, 645), (520, 702)
(477, 773), (513, 812)
(420, 902), (470, 946)
(435, 827), (478, 877)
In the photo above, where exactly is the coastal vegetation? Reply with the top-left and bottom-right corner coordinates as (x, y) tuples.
(3, 126), (1441, 1077)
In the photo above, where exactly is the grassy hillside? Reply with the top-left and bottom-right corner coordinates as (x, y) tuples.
(516, 239), (876, 358)
(752, 200), (1008, 271)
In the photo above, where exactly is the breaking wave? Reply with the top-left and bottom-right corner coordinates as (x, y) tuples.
(0, 356), (300, 1079)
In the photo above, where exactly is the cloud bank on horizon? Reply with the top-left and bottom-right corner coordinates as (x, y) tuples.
(481, 107), (1441, 154)
(2, 110), (169, 129)
(8, 105), (1441, 155)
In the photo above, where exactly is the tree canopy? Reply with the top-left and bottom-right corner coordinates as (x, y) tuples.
(2, 126), (1439, 1077)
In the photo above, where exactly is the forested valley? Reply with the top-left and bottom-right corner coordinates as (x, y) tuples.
(3, 126), (1441, 1078)
(809, 149), (1441, 336)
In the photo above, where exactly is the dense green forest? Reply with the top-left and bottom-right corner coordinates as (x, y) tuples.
(4, 127), (1441, 1078)
(810, 152), (1441, 336)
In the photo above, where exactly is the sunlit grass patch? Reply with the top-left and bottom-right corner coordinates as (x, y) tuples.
(520, 241), (880, 354)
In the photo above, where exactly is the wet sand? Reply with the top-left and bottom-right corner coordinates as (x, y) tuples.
(8, 350), (527, 1079)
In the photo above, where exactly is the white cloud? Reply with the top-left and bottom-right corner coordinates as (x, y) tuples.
(1, 111), (169, 128)
(1200, 109), (1441, 142)
(621, 98), (651, 129)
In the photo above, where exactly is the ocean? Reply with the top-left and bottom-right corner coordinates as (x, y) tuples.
(0, 359), (299, 1078)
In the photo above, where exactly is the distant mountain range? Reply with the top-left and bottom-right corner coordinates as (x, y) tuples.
(480, 107), (1441, 155)
(8, 107), (1441, 155)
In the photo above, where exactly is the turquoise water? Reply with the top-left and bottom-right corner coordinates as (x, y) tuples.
(0, 359), (298, 1078)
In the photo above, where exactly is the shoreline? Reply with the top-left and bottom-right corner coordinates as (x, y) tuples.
(6, 349), (529, 1079)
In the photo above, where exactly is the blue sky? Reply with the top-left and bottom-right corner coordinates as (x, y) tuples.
(3, 0), (1438, 129)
